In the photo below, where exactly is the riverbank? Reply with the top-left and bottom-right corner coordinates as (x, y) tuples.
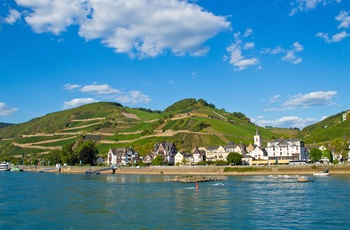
(23, 164), (350, 175)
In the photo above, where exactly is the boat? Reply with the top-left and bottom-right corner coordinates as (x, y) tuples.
(297, 176), (313, 182)
(313, 168), (330, 176)
(0, 162), (10, 171)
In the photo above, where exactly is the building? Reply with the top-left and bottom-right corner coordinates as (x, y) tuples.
(152, 142), (177, 165)
(265, 139), (308, 161)
(254, 127), (262, 147)
(174, 152), (193, 165)
(192, 147), (206, 164)
(342, 111), (349, 121)
(107, 147), (138, 166)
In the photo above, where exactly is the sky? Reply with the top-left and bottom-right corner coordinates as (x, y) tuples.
(0, 0), (349, 129)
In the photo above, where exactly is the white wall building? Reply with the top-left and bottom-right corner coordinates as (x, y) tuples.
(265, 139), (308, 161)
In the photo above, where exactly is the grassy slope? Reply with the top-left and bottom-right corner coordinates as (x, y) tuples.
(3, 100), (346, 159)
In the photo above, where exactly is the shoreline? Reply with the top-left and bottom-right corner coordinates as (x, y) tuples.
(22, 164), (350, 176)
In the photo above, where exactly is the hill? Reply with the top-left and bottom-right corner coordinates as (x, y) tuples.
(3, 98), (347, 163)
(0, 122), (14, 129)
(0, 99), (281, 161)
(298, 110), (350, 146)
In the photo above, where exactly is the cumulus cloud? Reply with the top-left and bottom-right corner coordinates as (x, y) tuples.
(282, 91), (337, 108)
(63, 83), (152, 106)
(255, 116), (317, 129)
(63, 83), (81, 90)
(63, 98), (99, 109)
(13, 0), (230, 58)
(80, 84), (121, 95)
(336, 11), (350, 29)
(289, 0), (341, 16)
(265, 91), (337, 112)
(115, 91), (152, 104)
(0, 103), (18, 116)
(4, 9), (21, 24)
(316, 31), (349, 43)
(263, 42), (303, 64)
(225, 29), (259, 71)
(316, 11), (350, 43)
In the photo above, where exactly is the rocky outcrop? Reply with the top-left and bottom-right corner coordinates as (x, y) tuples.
(170, 175), (224, 183)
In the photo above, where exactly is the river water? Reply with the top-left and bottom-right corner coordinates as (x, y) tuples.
(1, 172), (350, 229)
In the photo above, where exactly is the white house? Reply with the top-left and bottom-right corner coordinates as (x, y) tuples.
(265, 139), (308, 161)
(248, 146), (268, 160)
(107, 147), (138, 166)
(342, 111), (349, 121)
(174, 152), (184, 165)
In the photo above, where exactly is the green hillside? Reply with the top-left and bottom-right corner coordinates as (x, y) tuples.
(3, 98), (348, 164)
(298, 110), (350, 145)
(0, 122), (13, 129)
(0, 99), (281, 162)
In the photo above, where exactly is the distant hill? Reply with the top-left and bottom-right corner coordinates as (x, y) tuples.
(0, 99), (280, 158)
(0, 122), (14, 129)
(298, 110), (350, 146)
(1, 99), (347, 160)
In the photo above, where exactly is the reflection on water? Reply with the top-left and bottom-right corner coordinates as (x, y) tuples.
(1, 172), (350, 229)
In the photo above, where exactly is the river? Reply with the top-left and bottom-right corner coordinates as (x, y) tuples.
(1, 172), (350, 229)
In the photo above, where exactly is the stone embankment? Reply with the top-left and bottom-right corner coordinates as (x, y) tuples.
(170, 175), (224, 183)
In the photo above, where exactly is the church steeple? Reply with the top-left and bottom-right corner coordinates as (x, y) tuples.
(254, 126), (262, 147)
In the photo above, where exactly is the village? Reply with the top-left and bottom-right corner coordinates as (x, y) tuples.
(106, 127), (314, 167)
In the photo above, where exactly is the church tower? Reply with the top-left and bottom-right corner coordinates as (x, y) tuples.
(254, 127), (262, 147)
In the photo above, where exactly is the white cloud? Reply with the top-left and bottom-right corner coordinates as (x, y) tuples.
(225, 29), (259, 71)
(4, 9), (21, 24)
(283, 91), (337, 108)
(336, 10), (350, 29)
(63, 83), (81, 90)
(289, 0), (341, 16)
(243, 28), (253, 37)
(255, 116), (317, 129)
(316, 31), (349, 43)
(0, 102), (18, 116)
(63, 83), (152, 106)
(264, 91), (337, 112)
(244, 42), (255, 50)
(264, 42), (303, 64)
(63, 98), (99, 109)
(15, 0), (86, 35)
(14, 0), (231, 57)
(80, 83), (121, 95)
(268, 94), (281, 104)
(115, 91), (151, 104)
(316, 11), (350, 43)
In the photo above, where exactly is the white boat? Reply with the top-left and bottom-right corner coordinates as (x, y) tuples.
(313, 168), (330, 176)
(313, 172), (330, 176)
(0, 162), (10, 171)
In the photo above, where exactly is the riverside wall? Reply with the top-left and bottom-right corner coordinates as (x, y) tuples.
(25, 164), (350, 176)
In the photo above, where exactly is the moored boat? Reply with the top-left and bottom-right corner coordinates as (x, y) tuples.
(313, 168), (330, 176)
(0, 162), (10, 171)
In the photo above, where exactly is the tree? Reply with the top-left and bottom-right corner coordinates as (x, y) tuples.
(309, 148), (323, 161)
(76, 140), (98, 166)
(227, 152), (243, 165)
(330, 138), (348, 158)
(60, 143), (76, 165)
(322, 149), (333, 162)
(152, 155), (163, 166)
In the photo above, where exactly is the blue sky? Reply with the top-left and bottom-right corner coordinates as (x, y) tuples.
(0, 0), (349, 129)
